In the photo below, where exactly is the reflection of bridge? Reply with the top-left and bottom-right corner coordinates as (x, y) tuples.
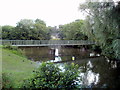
(2, 40), (95, 46)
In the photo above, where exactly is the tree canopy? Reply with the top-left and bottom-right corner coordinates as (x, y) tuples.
(79, 0), (120, 59)
(59, 20), (88, 40)
(2, 19), (51, 40)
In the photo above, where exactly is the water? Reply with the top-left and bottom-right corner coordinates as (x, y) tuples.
(19, 46), (120, 88)
(20, 46), (91, 62)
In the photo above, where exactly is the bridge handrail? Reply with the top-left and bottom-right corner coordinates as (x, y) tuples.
(1, 40), (95, 46)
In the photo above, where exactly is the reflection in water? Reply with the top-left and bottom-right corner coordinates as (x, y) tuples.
(20, 46), (55, 62)
(80, 61), (99, 87)
(48, 56), (62, 63)
(20, 46), (91, 62)
(76, 57), (120, 88)
(55, 48), (59, 56)
(47, 48), (62, 63)
(19, 46), (120, 88)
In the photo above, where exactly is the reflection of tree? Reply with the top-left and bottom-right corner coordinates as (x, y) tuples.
(91, 58), (120, 88)
(77, 60), (99, 87)
(59, 47), (90, 61)
(20, 47), (55, 62)
(77, 57), (120, 88)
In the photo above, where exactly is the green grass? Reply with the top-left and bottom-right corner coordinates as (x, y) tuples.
(2, 48), (37, 88)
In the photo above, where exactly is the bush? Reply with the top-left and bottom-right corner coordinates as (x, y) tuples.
(21, 62), (81, 89)
(2, 73), (14, 89)
(3, 45), (18, 50)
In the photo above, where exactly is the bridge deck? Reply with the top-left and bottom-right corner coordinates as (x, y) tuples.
(1, 40), (95, 46)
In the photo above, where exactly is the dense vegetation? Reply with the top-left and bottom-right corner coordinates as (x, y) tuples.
(21, 62), (81, 89)
(59, 20), (88, 40)
(2, 19), (51, 40)
(79, 0), (120, 60)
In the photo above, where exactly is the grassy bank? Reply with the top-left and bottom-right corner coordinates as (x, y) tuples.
(2, 47), (37, 88)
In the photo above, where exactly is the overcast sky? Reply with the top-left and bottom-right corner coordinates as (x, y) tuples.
(1, 0), (119, 27)
(0, 0), (86, 27)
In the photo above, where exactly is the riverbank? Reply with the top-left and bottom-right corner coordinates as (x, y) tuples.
(2, 47), (37, 88)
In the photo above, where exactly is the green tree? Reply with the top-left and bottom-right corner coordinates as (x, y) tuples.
(59, 20), (88, 40)
(2, 25), (15, 40)
(79, 0), (120, 59)
(15, 19), (34, 40)
(2, 19), (51, 40)
(34, 19), (50, 40)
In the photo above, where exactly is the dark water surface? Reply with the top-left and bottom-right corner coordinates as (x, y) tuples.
(19, 46), (120, 88)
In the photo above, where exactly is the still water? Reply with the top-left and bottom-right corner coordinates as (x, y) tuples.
(19, 46), (120, 88)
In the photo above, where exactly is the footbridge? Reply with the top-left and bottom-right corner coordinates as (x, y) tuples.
(2, 40), (95, 46)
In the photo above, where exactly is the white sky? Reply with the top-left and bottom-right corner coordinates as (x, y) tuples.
(0, 0), (86, 27)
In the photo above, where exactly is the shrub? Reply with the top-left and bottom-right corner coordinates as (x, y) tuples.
(2, 73), (14, 89)
(3, 45), (18, 50)
(21, 62), (81, 89)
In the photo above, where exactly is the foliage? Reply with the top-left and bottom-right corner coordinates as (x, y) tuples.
(2, 19), (51, 40)
(92, 45), (102, 53)
(59, 20), (88, 40)
(112, 39), (120, 59)
(3, 45), (23, 56)
(47, 26), (60, 40)
(21, 62), (81, 89)
(2, 25), (15, 40)
(79, 0), (120, 59)
(3, 45), (18, 50)
(2, 73), (14, 88)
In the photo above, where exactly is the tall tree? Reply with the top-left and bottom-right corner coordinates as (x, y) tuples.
(15, 19), (34, 40)
(11, 19), (50, 40)
(2, 19), (51, 40)
(34, 19), (49, 40)
(2, 25), (15, 40)
(59, 20), (88, 40)
(79, 0), (120, 59)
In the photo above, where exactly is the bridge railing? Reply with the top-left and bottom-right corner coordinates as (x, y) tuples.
(2, 40), (95, 46)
